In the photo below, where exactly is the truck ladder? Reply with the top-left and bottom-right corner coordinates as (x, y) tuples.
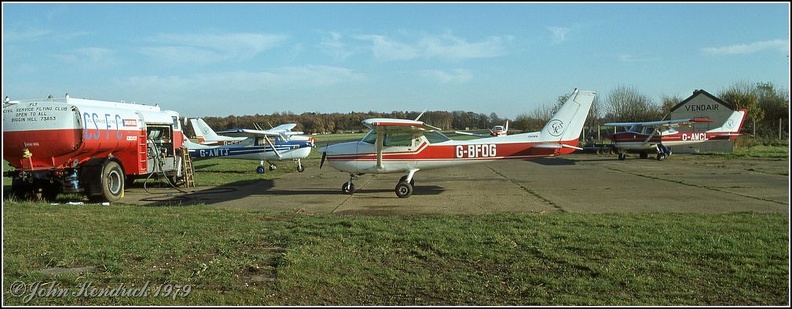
(137, 130), (148, 173)
(180, 148), (195, 188)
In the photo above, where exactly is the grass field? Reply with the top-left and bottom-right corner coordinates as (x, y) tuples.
(2, 143), (790, 305)
(2, 203), (788, 306)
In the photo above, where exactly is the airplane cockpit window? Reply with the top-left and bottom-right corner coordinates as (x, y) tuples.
(384, 133), (413, 147)
(361, 130), (377, 144)
(639, 126), (659, 135)
(359, 131), (417, 147)
(424, 131), (451, 144)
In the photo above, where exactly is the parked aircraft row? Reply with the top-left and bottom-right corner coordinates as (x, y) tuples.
(183, 118), (315, 173)
(181, 88), (746, 198)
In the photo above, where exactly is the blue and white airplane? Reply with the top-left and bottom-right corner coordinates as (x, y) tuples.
(184, 121), (315, 173)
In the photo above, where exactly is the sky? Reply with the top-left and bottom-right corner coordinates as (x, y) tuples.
(2, 2), (790, 120)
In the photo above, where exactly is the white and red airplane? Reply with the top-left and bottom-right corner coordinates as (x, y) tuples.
(603, 109), (747, 161)
(318, 89), (597, 198)
(455, 120), (509, 137)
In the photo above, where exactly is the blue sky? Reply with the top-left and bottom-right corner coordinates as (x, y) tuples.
(2, 2), (789, 120)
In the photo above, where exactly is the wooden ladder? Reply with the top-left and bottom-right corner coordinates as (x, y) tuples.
(180, 148), (195, 188)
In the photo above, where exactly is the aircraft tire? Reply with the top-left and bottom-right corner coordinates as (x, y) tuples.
(395, 181), (413, 198)
(656, 153), (667, 161)
(256, 166), (266, 174)
(297, 165), (305, 172)
(618, 153), (627, 160)
(342, 182), (355, 194)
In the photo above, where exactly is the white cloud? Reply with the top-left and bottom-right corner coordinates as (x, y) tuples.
(420, 69), (473, 84)
(2, 28), (89, 42)
(618, 53), (659, 63)
(320, 31), (367, 61)
(547, 26), (569, 44)
(701, 39), (789, 55)
(55, 47), (116, 68)
(353, 31), (512, 61)
(141, 32), (289, 64)
(117, 65), (363, 92)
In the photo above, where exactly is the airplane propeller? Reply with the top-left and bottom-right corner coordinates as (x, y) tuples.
(319, 142), (329, 169)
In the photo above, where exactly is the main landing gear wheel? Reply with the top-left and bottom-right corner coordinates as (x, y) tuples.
(656, 153), (667, 161)
(101, 161), (124, 203)
(256, 166), (266, 174)
(618, 153), (627, 161)
(297, 165), (305, 172)
(342, 182), (355, 194)
(395, 181), (413, 198)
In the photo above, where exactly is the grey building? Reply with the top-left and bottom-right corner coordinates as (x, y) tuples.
(669, 89), (739, 154)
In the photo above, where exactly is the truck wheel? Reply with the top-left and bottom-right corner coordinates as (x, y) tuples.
(101, 161), (125, 202)
(11, 177), (34, 201)
(41, 181), (61, 202)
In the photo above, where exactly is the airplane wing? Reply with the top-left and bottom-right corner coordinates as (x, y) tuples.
(454, 131), (491, 137)
(270, 123), (298, 132)
(604, 117), (713, 128)
(362, 118), (442, 133)
(215, 128), (286, 138)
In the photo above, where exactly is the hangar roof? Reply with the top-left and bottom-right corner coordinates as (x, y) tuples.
(670, 89), (735, 112)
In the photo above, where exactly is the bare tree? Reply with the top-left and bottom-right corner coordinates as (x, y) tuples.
(603, 85), (662, 122)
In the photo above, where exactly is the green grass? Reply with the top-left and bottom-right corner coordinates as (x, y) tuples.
(731, 145), (790, 158)
(2, 203), (788, 306)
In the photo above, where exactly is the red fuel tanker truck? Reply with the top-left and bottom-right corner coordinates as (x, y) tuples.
(3, 94), (190, 202)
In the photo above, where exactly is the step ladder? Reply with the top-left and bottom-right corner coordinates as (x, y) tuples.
(180, 148), (195, 188)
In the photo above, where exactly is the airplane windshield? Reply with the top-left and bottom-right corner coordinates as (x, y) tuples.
(360, 130), (450, 144)
(424, 131), (450, 143)
(361, 130), (377, 144)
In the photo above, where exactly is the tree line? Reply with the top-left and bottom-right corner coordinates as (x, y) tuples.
(187, 81), (788, 143)
(187, 110), (508, 137)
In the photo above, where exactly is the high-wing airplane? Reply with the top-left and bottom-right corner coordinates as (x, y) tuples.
(603, 109), (747, 161)
(318, 89), (597, 198)
(455, 120), (509, 137)
(183, 122), (316, 173)
(190, 118), (249, 145)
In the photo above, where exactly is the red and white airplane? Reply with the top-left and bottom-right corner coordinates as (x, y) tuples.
(455, 120), (509, 137)
(318, 89), (597, 198)
(603, 109), (747, 161)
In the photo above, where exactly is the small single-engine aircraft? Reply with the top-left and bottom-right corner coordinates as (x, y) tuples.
(603, 109), (747, 161)
(190, 118), (249, 145)
(455, 120), (510, 137)
(183, 122), (316, 173)
(318, 89), (597, 198)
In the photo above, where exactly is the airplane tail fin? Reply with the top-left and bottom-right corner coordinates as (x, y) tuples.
(190, 118), (206, 143)
(706, 109), (747, 135)
(538, 89), (597, 143)
(190, 118), (223, 143)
